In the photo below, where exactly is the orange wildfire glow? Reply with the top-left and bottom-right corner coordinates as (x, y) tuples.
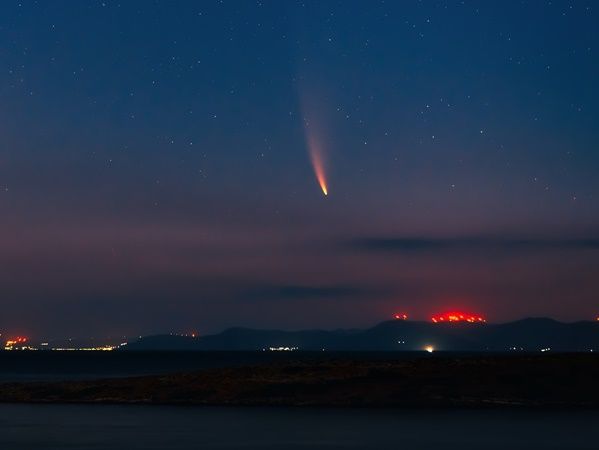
(5, 337), (28, 349)
(431, 312), (486, 323)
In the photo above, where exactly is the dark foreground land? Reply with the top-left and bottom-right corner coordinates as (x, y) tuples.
(1, 354), (598, 408)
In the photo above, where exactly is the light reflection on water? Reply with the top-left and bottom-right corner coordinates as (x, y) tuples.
(0, 404), (597, 450)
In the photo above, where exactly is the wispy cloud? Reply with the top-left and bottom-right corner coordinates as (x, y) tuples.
(237, 283), (385, 302)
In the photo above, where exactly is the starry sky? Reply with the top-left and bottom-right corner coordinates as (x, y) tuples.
(1, 0), (598, 338)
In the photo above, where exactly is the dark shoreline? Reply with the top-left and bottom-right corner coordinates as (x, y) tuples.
(1, 354), (598, 409)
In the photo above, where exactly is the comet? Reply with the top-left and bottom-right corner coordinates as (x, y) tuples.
(304, 123), (329, 196)
(309, 142), (328, 195)
(300, 87), (330, 196)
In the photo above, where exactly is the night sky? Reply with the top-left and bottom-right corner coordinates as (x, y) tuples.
(1, 1), (598, 338)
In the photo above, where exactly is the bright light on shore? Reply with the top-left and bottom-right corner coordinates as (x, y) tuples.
(425, 346), (435, 353)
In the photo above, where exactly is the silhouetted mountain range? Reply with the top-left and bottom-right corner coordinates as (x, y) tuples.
(124, 318), (599, 352)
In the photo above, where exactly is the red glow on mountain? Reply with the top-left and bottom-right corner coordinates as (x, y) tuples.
(431, 312), (486, 323)
(4, 337), (28, 350)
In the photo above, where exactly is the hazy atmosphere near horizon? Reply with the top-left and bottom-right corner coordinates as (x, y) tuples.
(1, 0), (598, 339)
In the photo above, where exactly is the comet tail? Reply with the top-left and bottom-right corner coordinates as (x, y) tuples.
(306, 132), (328, 196)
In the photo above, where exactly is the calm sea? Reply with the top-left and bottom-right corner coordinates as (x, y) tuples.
(0, 404), (596, 449)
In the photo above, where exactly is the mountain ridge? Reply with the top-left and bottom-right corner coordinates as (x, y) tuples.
(124, 318), (599, 352)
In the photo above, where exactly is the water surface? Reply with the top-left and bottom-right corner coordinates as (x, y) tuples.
(0, 404), (596, 449)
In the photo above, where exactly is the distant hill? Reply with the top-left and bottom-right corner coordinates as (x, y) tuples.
(123, 318), (599, 352)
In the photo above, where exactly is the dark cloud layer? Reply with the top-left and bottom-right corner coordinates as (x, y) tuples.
(347, 236), (599, 253)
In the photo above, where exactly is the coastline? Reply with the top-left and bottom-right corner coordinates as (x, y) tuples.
(1, 354), (598, 409)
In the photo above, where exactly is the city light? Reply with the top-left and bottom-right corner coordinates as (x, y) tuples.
(425, 346), (435, 353)
(51, 345), (119, 351)
(394, 313), (408, 320)
(2, 336), (129, 351)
